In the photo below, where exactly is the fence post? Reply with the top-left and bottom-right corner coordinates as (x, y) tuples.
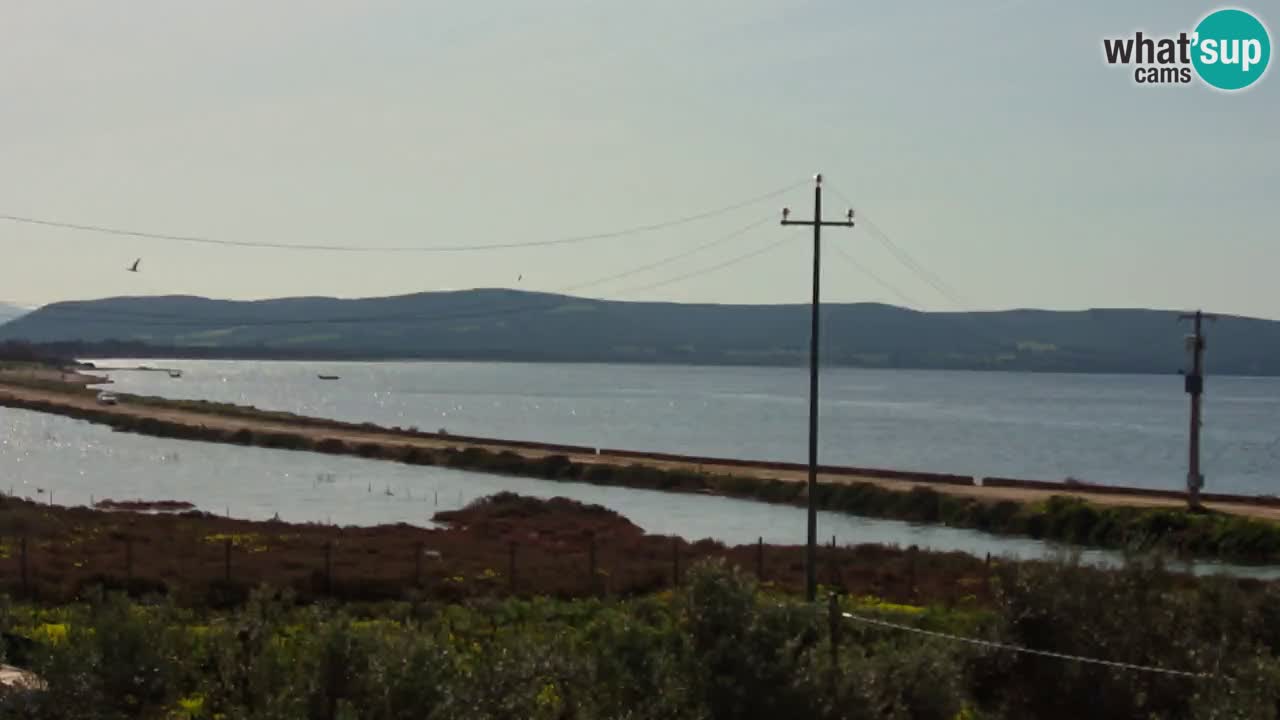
(829, 536), (839, 591)
(20, 537), (28, 596)
(984, 552), (994, 598)
(224, 538), (232, 582)
(908, 546), (918, 600)
(672, 538), (680, 587)
(588, 532), (598, 595)
(415, 541), (423, 588)
(508, 541), (517, 594)
(324, 541), (333, 594)
(756, 536), (764, 580)
(828, 592), (840, 693)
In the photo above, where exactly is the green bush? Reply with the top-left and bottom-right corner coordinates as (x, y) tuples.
(681, 559), (815, 718)
(985, 557), (1280, 719)
(4, 558), (1280, 719)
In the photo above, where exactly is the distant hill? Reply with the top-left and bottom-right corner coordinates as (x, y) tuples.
(1, 290), (1277, 375)
(0, 303), (29, 326)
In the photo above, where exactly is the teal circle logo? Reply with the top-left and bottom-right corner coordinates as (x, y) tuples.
(1192, 8), (1271, 90)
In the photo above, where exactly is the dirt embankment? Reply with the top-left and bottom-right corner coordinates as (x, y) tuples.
(0, 373), (1276, 523)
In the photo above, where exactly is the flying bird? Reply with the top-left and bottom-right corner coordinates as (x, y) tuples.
(127, 258), (141, 273)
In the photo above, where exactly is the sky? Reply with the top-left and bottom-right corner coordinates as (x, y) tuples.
(1, 0), (1277, 318)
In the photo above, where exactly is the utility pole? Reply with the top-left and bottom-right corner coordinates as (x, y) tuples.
(1179, 310), (1216, 510)
(781, 173), (854, 602)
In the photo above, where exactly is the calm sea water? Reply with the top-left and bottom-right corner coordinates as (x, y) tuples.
(90, 360), (1280, 495)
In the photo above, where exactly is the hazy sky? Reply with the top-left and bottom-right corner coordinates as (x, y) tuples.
(1, 1), (1276, 317)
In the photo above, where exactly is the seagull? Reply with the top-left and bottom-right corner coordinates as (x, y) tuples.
(127, 258), (141, 273)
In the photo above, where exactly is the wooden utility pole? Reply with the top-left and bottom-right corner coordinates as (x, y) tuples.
(781, 174), (855, 602)
(1179, 310), (1217, 509)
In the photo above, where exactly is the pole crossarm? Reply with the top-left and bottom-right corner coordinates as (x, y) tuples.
(781, 220), (855, 228)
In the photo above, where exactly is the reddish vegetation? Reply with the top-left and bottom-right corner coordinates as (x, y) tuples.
(92, 499), (196, 512)
(434, 494), (646, 545)
(0, 492), (997, 607)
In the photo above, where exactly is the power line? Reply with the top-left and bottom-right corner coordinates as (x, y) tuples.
(827, 243), (922, 309)
(826, 186), (971, 309)
(561, 217), (772, 294)
(861, 216), (972, 309)
(0, 218), (773, 328)
(841, 611), (1210, 679)
(0, 181), (804, 254)
(849, 218), (1021, 353)
(825, 186), (1022, 356)
(614, 234), (790, 296)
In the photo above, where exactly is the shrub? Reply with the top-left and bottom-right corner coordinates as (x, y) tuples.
(315, 438), (349, 454)
(3, 558), (1280, 719)
(681, 559), (816, 719)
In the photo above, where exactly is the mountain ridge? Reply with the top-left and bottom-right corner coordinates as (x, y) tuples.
(1, 290), (1276, 375)
(0, 302), (30, 326)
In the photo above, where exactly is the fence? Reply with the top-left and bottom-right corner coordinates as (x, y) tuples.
(833, 600), (1211, 680)
(0, 527), (980, 607)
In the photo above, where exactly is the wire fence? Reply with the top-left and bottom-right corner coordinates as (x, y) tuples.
(0, 509), (987, 615)
(0, 511), (1226, 683)
(0, 524), (873, 606)
(836, 607), (1210, 679)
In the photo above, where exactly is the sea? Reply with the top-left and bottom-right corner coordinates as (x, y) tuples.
(88, 360), (1280, 494)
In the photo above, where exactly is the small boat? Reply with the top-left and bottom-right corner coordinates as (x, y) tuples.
(167, 370), (183, 378)
(317, 374), (340, 380)
(96, 391), (119, 406)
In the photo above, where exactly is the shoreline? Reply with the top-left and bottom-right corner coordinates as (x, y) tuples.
(68, 352), (1280, 378)
(3, 370), (1280, 562)
(5, 342), (1275, 377)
